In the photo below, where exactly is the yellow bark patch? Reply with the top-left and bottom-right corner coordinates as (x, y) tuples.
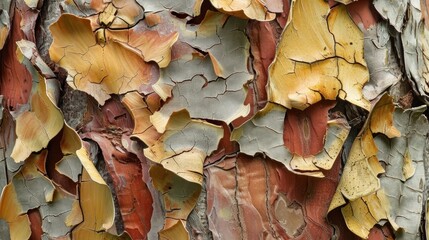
(106, 30), (178, 68)
(71, 169), (130, 239)
(122, 92), (161, 146)
(330, 95), (398, 210)
(159, 220), (189, 240)
(11, 75), (63, 162)
(268, 0), (370, 110)
(49, 14), (153, 105)
(209, 0), (276, 21)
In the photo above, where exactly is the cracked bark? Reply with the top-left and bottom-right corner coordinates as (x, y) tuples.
(0, 0), (429, 239)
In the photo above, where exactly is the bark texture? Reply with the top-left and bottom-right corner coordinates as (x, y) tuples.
(0, 0), (428, 239)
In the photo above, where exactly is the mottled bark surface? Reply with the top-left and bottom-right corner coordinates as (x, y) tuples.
(0, 0), (428, 239)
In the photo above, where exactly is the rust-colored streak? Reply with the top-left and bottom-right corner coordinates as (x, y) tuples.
(28, 209), (43, 240)
(81, 98), (152, 239)
(206, 154), (340, 239)
(346, 0), (379, 29)
(85, 132), (153, 238)
(283, 101), (336, 157)
(0, 9), (32, 110)
(247, 21), (278, 109)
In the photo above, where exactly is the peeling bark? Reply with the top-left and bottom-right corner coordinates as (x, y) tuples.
(0, 0), (428, 239)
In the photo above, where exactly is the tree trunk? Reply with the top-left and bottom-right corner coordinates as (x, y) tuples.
(0, 0), (428, 239)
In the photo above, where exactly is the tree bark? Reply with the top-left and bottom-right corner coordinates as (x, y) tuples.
(0, 0), (428, 239)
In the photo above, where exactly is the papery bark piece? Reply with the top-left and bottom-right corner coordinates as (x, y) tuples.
(328, 94), (409, 239)
(330, 94), (399, 207)
(81, 129), (153, 239)
(373, 0), (407, 31)
(184, 11), (251, 78)
(100, 0), (144, 29)
(49, 14), (155, 105)
(55, 155), (82, 182)
(232, 103), (349, 177)
(107, 29), (178, 68)
(152, 55), (251, 133)
(72, 169), (130, 239)
(362, 22), (402, 100)
(269, 0), (370, 110)
(159, 220), (189, 240)
(39, 190), (80, 239)
(145, 110), (222, 237)
(145, 110), (223, 171)
(62, 0), (143, 28)
(149, 12), (253, 128)
(10, 74), (63, 162)
(372, 106), (428, 239)
(400, 2), (429, 104)
(150, 160), (203, 220)
(16, 40), (56, 79)
(60, 0), (100, 16)
(0, 151), (54, 239)
(209, 0), (276, 21)
(122, 92), (160, 146)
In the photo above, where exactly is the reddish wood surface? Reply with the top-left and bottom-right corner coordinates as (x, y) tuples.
(28, 209), (43, 240)
(81, 98), (153, 239)
(205, 154), (341, 239)
(283, 101), (336, 157)
(0, 9), (32, 110)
